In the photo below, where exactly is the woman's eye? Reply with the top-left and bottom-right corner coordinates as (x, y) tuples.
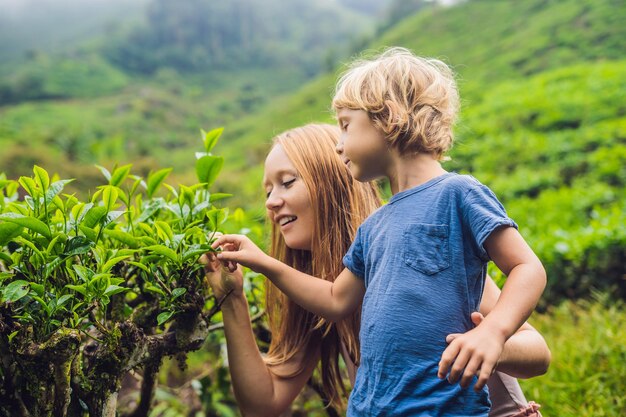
(283, 178), (296, 188)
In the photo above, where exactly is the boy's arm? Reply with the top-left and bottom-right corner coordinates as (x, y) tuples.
(212, 234), (365, 321)
(446, 277), (551, 379)
(438, 226), (546, 390)
(481, 226), (546, 342)
(479, 277), (550, 378)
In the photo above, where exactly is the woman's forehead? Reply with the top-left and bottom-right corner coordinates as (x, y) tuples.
(263, 145), (297, 182)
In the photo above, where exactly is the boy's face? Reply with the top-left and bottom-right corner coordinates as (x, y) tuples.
(336, 108), (389, 182)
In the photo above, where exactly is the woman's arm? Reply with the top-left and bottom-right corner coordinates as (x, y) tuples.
(478, 277), (551, 379)
(201, 254), (318, 417)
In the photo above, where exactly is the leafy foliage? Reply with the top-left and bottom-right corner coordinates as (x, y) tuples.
(0, 128), (244, 416)
(520, 293), (626, 417)
(458, 61), (626, 306)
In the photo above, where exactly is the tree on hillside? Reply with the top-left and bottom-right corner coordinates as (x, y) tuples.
(104, 0), (372, 75)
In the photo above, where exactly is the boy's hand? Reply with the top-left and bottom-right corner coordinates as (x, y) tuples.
(199, 252), (243, 300)
(211, 234), (272, 275)
(446, 312), (484, 344)
(438, 320), (506, 391)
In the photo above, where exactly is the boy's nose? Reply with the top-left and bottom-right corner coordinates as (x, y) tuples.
(335, 140), (344, 155)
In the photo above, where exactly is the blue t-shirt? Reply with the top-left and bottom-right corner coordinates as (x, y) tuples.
(343, 173), (517, 417)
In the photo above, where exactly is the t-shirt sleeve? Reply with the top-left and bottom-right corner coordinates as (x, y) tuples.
(462, 184), (518, 261)
(343, 226), (365, 279)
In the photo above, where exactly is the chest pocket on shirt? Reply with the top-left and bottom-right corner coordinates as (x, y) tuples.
(403, 223), (450, 275)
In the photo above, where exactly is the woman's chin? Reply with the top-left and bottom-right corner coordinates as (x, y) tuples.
(283, 236), (312, 252)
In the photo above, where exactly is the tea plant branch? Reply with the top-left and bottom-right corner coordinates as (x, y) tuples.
(201, 289), (233, 324)
(123, 354), (163, 417)
(89, 310), (110, 337)
(155, 266), (172, 296)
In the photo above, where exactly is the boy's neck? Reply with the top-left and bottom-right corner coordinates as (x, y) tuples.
(387, 152), (447, 195)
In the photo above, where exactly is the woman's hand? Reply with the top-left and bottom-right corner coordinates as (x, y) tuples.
(211, 234), (274, 275)
(199, 251), (244, 300)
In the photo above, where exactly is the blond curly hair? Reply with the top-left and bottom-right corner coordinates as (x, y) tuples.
(332, 47), (460, 160)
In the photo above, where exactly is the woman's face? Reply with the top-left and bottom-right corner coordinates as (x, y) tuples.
(263, 144), (315, 251)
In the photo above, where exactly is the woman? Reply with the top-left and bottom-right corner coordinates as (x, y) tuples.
(202, 124), (549, 417)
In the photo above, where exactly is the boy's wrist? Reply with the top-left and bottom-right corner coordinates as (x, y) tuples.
(480, 316), (512, 342)
(257, 255), (282, 279)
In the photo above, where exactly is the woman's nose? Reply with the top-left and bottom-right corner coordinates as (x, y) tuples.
(265, 192), (283, 210)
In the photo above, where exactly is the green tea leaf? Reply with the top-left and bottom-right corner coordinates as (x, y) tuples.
(206, 208), (228, 231)
(147, 168), (172, 198)
(18, 176), (38, 198)
(171, 287), (187, 300)
(0, 252), (14, 266)
(45, 180), (73, 204)
(82, 206), (107, 228)
(128, 261), (150, 274)
(110, 164), (132, 187)
(102, 211), (124, 227)
(195, 155), (224, 187)
(3, 280), (30, 302)
(64, 236), (93, 256)
(33, 165), (50, 192)
(0, 213), (51, 239)
(144, 284), (166, 296)
(103, 285), (129, 297)
(31, 295), (51, 315)
(101, 255), (132, 273)
(73, 265), (95, 282)
(95, 165), (111, 182)
(65, 284), (87, 296)
(102, 186), (119, 212)
(155, 221), (174, 244)
(30, 282), (45, 297)
(78, 225), (98, 242)
(43, 257), (65, 279)
(182, 245), (215, 263)
(209, 193), (233, 203)
(203, 127), (224, 153)
(103, 229), (139, 249)
(0, 222), (22, 246)
(144, 245), (178, 263)
(57, 294), (74, 308)
(157, 311), (174, 326)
